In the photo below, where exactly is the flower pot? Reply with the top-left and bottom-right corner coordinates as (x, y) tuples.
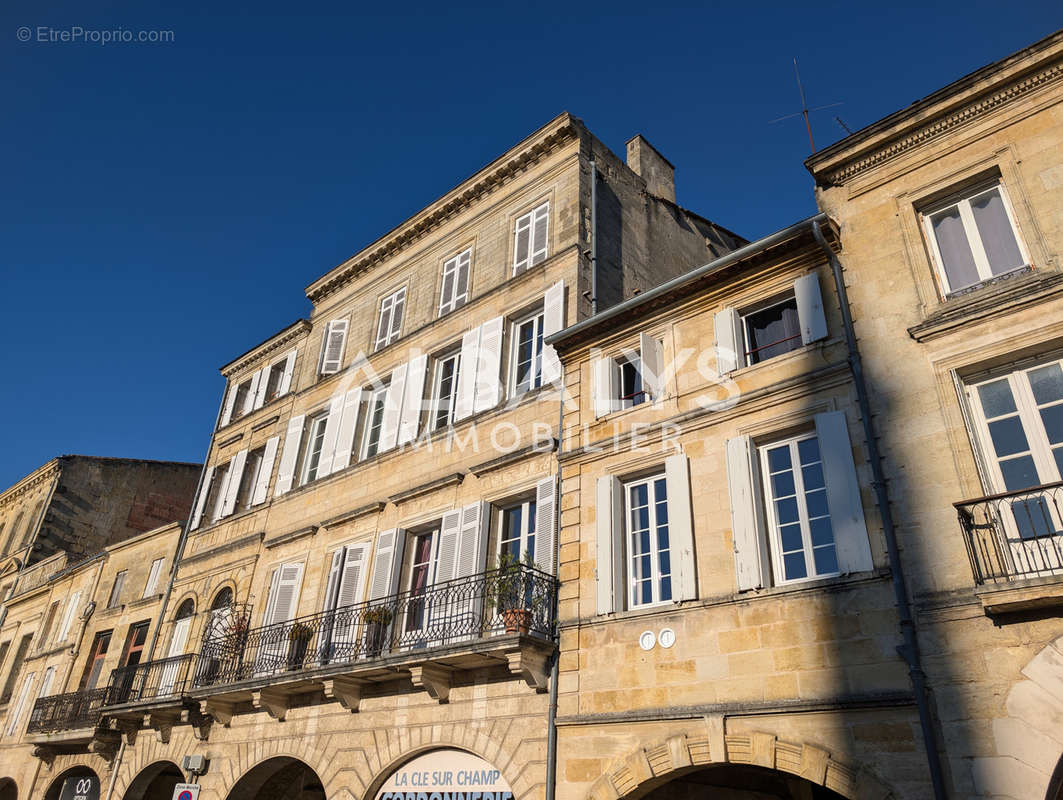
(501, 608), (533, 634)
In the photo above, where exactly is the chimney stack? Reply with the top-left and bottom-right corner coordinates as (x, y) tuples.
(625, 134), (676, 203)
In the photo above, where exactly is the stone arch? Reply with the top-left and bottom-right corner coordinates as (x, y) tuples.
(584, 729), (894, 800)
(121, 760), (183, 800)
(224, 756), (323, 800)
(363, 740), (526, 800)
(0, 777), (16, 800)
(111, 727), (202, 800)
(42, 765), (101, 800)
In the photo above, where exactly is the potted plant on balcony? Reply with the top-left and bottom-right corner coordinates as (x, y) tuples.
(362, 605), (393, 658)
(286, 622), (314, 670)
(489, 551), (540, 634)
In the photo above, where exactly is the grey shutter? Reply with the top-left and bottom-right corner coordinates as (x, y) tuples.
(474, 317), (504, 413)
(531, 203), (549, 265)
(665, 454), (696, 601)
(814, 411), (873, 574)
(726, 435), (771, 591)
(316, 395), (345, 477)
(56, 590), (82, 642)
(436, 511), (462, 585)
(320, 319), (348, 374)
(398, 354), (428, 446)
(595, 476), (623, 614)
(278, 349), (298, 395)
(337, 545), (368, 608)
(274, 414), (305, 496)
(592, 356), (615, 419)
(331, 389), (363, 472)
(220, 383), (238, 427)
(795, 273), (828, 345)
(714, 308), (743, 374)
(323, 549), (344, 611)
(378, 363), (407, 452)
(250, 436), (279, 506)
(220, 448), (248, 517)
(454, 327), (480, 422)
(534, 476), (557, 574)
(640, 332), (664, 403)
(541, 281), (565, 386)
(369, 529), (406, 601)
(189, 465), (214, 530)
(253, 367), (269, 409)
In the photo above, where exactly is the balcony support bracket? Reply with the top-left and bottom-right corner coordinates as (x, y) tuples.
(409, 664), (452, 703)
(253, 689), (290, 722)
(201, 700), (236, 728)
(88, 729), (121, 763)
(322, 676), (365, 712)
(116, 717), (141, 746)
(32, 745), (58, 766)
(149, 710), (182, 744)
(506, 648), (551, 692)
(184, 704), (213, 741)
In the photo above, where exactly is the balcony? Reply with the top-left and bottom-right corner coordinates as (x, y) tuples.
(956, 481), (1063, 613)
(25, 687), (121, 761)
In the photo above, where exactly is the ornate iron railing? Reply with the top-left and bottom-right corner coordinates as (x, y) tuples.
(956, 481), (1063, 584)
(26, 687), (111, 734)
(107, 653), (199, 705)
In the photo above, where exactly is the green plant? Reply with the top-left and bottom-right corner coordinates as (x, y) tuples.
(364, 605), (393, 625)
(288, 622), (314, 642)
(488, 550), (541, 611)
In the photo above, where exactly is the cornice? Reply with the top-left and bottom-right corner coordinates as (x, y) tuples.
(0, 460), (60, 509)
(220, 319), (311, 378)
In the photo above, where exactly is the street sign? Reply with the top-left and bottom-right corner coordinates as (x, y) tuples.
(172, 784), (200, 800)
(58, 776), (99, 800)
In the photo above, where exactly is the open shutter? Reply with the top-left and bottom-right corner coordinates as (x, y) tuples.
(57, 590), (82, 642)
(274, 414), (305, 496)
(474, 317), (504, 414)
(665, 454), (696, 601)
(332, 544), (369, 658)
(253, 367), (269, 409)
(38, 666), (56, 699)
(251, 436), (279, 506)
(316, 395), (345, 478)
(541, 281), (565, 386)
(189, 466), (214, 530)
(714, 308), (743, 374)
(592, 357), (615, 419)
(244, 370), (262, 415)
(323, 549), (345, 611)
(434, 511), (462, 590)
(337, 545), (368, 608)
(220, 449), (248, 517)
(331, 389), (363, 472)
(454, 327), (480, 422)
(457, 502), (489, 578)
(378, 363), (408, 452)
(513, 213), (531, 272)
(320, 319), (348, 374)
(815, 411), (873, 574)
(257, 563), (303, 673)
(143, 559), (164, 597)
(369, 529), (406, 601)
(795, 272), (828, 345)
(726, 435), (771, 591)
(640, 332), (664, 403)
(595, 476), (623, 614)
(278, 349), (298, 395)
(531, 203), (549, 265)
(398, 355), (428, 446)
(220, 383), (238, 427)
(534, 476), (558, 575)
(267, 563), (303, 625)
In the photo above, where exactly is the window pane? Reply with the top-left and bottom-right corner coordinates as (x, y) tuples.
(931, 207), (980, 291)
(970, 189), (1024, 275)
(767, 445), (791, 472)
(1000, 455), (1041, 491)
(780, 523), (803, 553)
(1029, 364), (1063, 406)
(987, 417), (1030, 458)
(774, 497), (800, 525)
(797, 437), (820, 464)
(1040, 405), (1063, 447)
(809, 516), (834, 547)
(805, 489), (829, 519)
(745, 298), (801, 364)
(978, 379), (1017, 418)
(771, 471), (795, 498)
(801, 462), (824, 490)
(813, 545), (838, 575)
(783, 552), (807, 581)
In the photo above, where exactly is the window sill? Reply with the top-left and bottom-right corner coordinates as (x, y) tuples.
(128, 594), (163, 609)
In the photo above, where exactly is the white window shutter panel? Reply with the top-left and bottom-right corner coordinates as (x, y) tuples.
(664, 454), (697, 601)
(369, 529), (406, 600)
(513, 214), (531, 272)
(262, 568), (282, 625)
(331, 389), (363, 472)
(320, 319), (348, 374)
(640, 332), (664, 402)
(323, 548), (345, 611)
(398, 354), (428, 445)
(379, 363), (408, 452)
(220, 383), (238, 427)
(316, 395), (345, 478)
(726, 435), (771, 591)
(253, 367), (269, 409)
(541, 281), (565, 386)
(278, 349), (298, 396)
(474, 317), (504, 413)
(457, 502), (489, 578)
(592, 357), (615, 419)
(454, 327), (480, 422)
(795, 272), (828, 345)
(714, 308), (742, 374)
(436, 510), (462, 585)
(337, 545), (368, 608)
(274, 414), (305, 496)
(534, 476), (558, 574)
(57, 590), (81, 642)
(814, 411), (873, 574)
(268, 563), (303, 625)
(243, 370), (261, 415)
(220, 449), (248, 517)
(251, 436), (279, 506)
(595, 475), (623, 614)
(531, 203), (549, 263)
(189, 466), (214, 530)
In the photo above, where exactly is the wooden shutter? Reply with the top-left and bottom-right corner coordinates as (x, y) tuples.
(323, 549), (345, 611)
(534, 476), (558, 574)
(220, 383), (238, 427)
(253, 366), (269, 409)
(665, 454), (697, 601)
(454, 327), (480, 422)
(592, 356), (615, 419)
(398, 354), (428, 445)
(595, 476), (623, 614)
(714, 308), (742, 374)
(189, 465), (214, 530)
(640, 332), (664, 403)
(245, 369), (262, 414)
(814, 411), (873, 574)
(274, 414), (305, 495)
(435, 510), (462, 585)
(220, 448), (248, 517)
(531, 203), (549, 265)
(513, 212), (531, 273)
(541, 281), (565, 386)
(251, 436), (279, 506)
(474, 317), (504, 414)
(57, 590), (81, 642)
(369, 529), (406, 601)
(278, 349), (298, 395)
(726, 435), (771, 591)
(378, 363), (408, 452)
(795, 273), (828, 345)
(316, 395), (345, 478)
(320, 319), (348, 374)
(143, 559), (164, 597)
(331, 389), (363, 472)
(336, 545), (368, 608)
(266, 563), (303, 625)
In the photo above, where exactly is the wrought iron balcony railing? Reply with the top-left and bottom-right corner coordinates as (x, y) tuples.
(956, 481), (1063, 585)
(26, 687), (111, 734)
(107, 653), (199, 706)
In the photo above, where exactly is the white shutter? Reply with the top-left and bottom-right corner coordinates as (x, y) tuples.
(665, 454), (696, 601)
(378, 363), (408, 452)
(513, 212), (532, 273)
(244, 370), (262, 415)
(220, 383), (238, 427)
(323, 549), (345, 611)
(457, 502), (489, 578)
(795, 272), (828, 345)
(531, 203), (549, 265)
(534, 476), (558, 574)
(320, 319), (349, 374)
(220, 449), (248, 517)
(592, 356), (616, 419)
(726, 436), (771, 591)
(158, 617), (191, 695)
(541, 281), (565, 386)
(38, 666), (56, 699)
(435, 511), (462, 585)
(331, 389), (363, 472)
(262, 568), (282, 627)
(454, 327), (480, 422)
(189, 466), (214, 530)
(814, 411), (873, 574)
(266, 563), (303, 625)
(714, 308), (743, 374)
(57, 590), (81, 642)
(369, 529), (407, 601)
(398, 354), (428, 446)
(251, 436), (279, 506)
(595, 476), (623, 614)
(337, 545), (368, 608)
(253, 367), (269, 410)
(274, 414), (305, 496)
(278, 349), (298, 396)
(316, 395), (345, 477)
(6, 672), (35, 735)
(640, 332), (664, 402)
(474, 317), (504, 414)
(143, 559), (164, 597)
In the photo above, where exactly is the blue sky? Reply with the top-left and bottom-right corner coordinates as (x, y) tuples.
(1, 1), (1059, 487)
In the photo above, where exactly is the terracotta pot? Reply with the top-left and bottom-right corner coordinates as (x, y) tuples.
(501, 608), (533, 634)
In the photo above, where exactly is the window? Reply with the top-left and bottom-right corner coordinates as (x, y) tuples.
(513, 202), (549, 274)
(143, 558), (164, 598)
(80, 630), (112, 690)
(205, 462), (231, 523)
(264, 360), (287, 402)
(108, 571), (127, 609)
(121, 622), (150, 668)
(439, 249), (471, 316)
(0, 642), (9, 683)
(499, 500), (537, 563)
(39, 601), (60, 647)
(618, 354), (645, 410)
(375, 287), (407, 350)
(5, 671), (34, 736)
(0, 634), (32, 703)
(236, 446), (265, 510)
(923, 182), (1028, 294)
(592, 335), (662, 418)
(742, 296), (802, 366)
(301, 412), (330, 485)
(405, 530), (439, 636)
(362, 386), (388, 459)
(319, 319), (349, 375)
(431, 351), (461, 430)
(231, 379), (252, 419)
(511, 311), (544, 393)
(56, 591), (81, 643)
(624, 475), (672, 607)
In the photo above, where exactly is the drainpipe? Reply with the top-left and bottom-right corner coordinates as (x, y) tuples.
(811, 220), (948, 800)
(544, 359), (565, 800)
(589, 160), (598, 315)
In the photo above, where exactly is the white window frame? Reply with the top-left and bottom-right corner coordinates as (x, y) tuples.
(319, 319), (349, 375)
(430, 350), (461, 431)
(615, 352), (645, 410)
(300, 412), (330, 485)
(107, 570), (127, 609)
(498, 499), (537, 563)
(231, 378), (252, 419)
(263, 358), (287, 402)
(623, 474), (672, 609)
(439, 249), (471, 316)
(375, 286), (407, 350)
(235, 446), (265, 511)
(143, 558), (164, 598)
(510, 310), (545, 395)
(207, 462), (231, 523)
(921, 181), (1029, 295)
(361, 385), (389, 459)
(513, 202), (550, 275)
(740, 294), (803, 367)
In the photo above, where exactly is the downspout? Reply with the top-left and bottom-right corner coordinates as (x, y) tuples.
(589, 160), (598, 315)
(811, 220), (948, 800)
(544, 359), (565, 800)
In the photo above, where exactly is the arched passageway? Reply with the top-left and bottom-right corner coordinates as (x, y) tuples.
(0, 777), (16, 800)
(122, 761), (184, 800)
(643, 764), (848, 799)
(226, 757), (324, 800)
(44, 767), (100, 800)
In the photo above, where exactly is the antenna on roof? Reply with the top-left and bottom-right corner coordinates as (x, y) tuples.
(835, 116), (853, 135)
(769, 58), (842, 153)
